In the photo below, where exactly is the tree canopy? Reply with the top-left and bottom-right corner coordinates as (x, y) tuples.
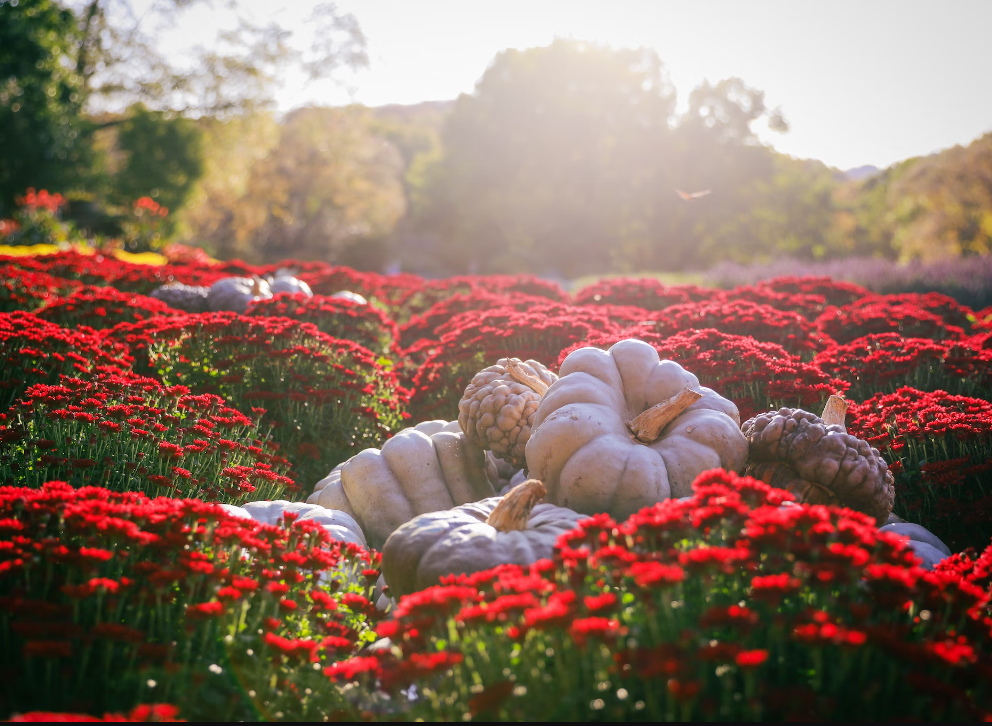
(0, 0), (88, 213)
(0, 0), (366, 217)
(408, 40), (803, 276)
(2, 20), (988, 272)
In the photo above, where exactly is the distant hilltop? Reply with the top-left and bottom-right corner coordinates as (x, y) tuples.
(842, 165), (881, 181)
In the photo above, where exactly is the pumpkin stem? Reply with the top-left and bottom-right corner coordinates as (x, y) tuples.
(821, 395), (848, 431)
(626, 388), (703, 444)
(506, 359), (550, 396)
(486, 479), (546, 532)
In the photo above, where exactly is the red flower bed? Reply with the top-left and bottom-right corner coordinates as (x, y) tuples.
(162, 242), (215, 266)
(848, 387), (992, 550)
(718, 285), (829, 319)
(391, 278), (478, 321)
(816, 296), (968, 344)
(815, 333), (992, 402)
(395, 275), (567, 322)
(560, 328), (845, 422)
(871, 292), (977, 331)
(0, 312), (132, 412)
(937, 543), (992, 596)
(572, 277), (714, 310)
(474, 274), (567, 300)
(4, 251), (134, 288)
(211, 258), (266, 276)
(0, 372), (295, 502)
(108, 263), (227, 295)
(297, 267), (424, 311)
(247, 293), (399, 356)
(398, 292), (619, 354)
(399, 292), (525, 352)
(9, 704), (181, 722)
(407, 305), (619, 422)
(0, 481), (378, 719)
(326, 470), (992, 721)
(757, 276), (871, 307)
(37, 286), (176, 330)
(111, 313), (407, 488)
(0, 265), (81, 313)
(650, 299), (833, 356)
(0, 252), (227, 296)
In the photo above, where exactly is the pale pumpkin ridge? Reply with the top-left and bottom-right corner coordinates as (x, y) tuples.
(604, 346), (635, 420)
(486, 479), (546, 532)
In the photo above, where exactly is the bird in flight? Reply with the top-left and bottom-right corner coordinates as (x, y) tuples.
(675, 189), (712, 201)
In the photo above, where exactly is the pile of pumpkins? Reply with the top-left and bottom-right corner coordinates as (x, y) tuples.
(151, 270), (367, 313)
(239, 338), (951, 603)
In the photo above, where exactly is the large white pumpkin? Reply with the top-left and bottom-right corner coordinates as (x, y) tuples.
(526, 339), (748, 519)
(308, 420), (497, 549)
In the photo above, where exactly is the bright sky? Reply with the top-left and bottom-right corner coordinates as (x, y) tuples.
(151, 0), (992, 171)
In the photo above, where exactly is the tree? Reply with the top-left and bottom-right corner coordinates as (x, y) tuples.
(110, 105), (203, 214)
(179, 107), (406, 263)
(0, 0), (89, 213)
(70, 0), (367, 116)
(680, 77), (788, 146)
(1, 0), (367, 218)
(170, 113), (280, 256)
(415, 39), (678, 277)
(410, 42), (812, 277)
(697, 155), (839, 265)
(836, 133), (992, 262)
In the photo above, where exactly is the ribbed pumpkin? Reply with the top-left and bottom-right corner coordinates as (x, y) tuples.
(307, 420), (497, 549)
(382, 479), (586, 598)
(526, 339), (748, 519)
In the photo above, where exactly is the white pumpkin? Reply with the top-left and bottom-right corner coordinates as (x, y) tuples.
(879, 520), (951, 570)
(269, 270), (314, 297)
(308, 420), (497, 549)
(239, 499), (366, 548)
(207, 276), (273, 313)
(382, 479), (586, 599)
(331, 290), (368, 305)
(526, 339), (748, 520)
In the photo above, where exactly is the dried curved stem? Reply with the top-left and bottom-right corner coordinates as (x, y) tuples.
(626, 388), (703, 444)
(821, 395), (848, 431)
(506, 359), (550, 396)
(486, 479), (546, 532)
(799, 479), (841, 505)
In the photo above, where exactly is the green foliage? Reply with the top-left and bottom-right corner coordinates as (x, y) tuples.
(700, 155), (840, 264)
(836, 134), (992, 262)
(0, 0), (91, 214)
(410, 40), (817, 277)
(110, 105), (204, 216)
(414, 40), (678, 277)
(185, 106), (406, 263)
